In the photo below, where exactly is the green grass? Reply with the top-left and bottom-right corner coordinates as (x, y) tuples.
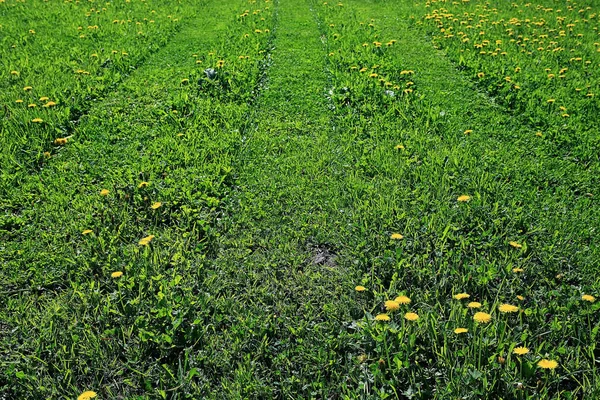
(1, 0), (599, 398)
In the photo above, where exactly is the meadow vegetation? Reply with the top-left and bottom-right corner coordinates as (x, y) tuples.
(1, 0), (598, 398)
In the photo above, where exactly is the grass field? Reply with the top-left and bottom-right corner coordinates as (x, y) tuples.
(1, 0), (599, 398)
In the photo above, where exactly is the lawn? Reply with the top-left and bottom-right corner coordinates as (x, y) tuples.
(1, 0), (599, 398)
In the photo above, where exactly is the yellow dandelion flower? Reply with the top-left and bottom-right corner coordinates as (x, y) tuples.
(394, 295), (411, 304)
(499, 304), (519, 313)
(150, 202), (162, 209)
(28, 103), (36, 108)
(547, 98), (555, 103)
(509, 241), (522, 248)
(477, 72), (485, 78)
(453, 293), (470, 300)
(181, 78), (189, 84)
(457, 195), (471, 202)
(44, 101), (57, 107)
(473, 312), (492, 323)
(404, 312), (419, 321)
(43, 151), (51, 158)
(355, 285), (366, 292)
(16, 99), (23, 103)
(31, 118), (43, 123)
(454, 328), (468, 334)
(78, 391), (97, 400)
(385, 300), (400, 311)
(24, 86), (32, 91)
(512, 267), (524, 273)
(138, 181), (149, 188)
(395, 144), (405, 150)
(111, 271), (123, 278)
(538, 359), (558, 369)
(139, 234), (155, 246)
(54, 138), (67, 145)
(100, 189), (110, 196)
(39, 96), (49, 101)
(467, 301), (482, 308)
(513, 346), (529, 355)
(464, 129), (473, 135)
(517, 295), (525, 301)
(82, 229), (93, 235)
(374, 313), (390, 322)
(10, 70), (19, 76)
(581, 294), (596, 303)
(390, 233), (404, 240)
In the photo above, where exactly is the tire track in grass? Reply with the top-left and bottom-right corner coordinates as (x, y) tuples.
(207, 0), (362, 397)
(0, 1), (277, 398)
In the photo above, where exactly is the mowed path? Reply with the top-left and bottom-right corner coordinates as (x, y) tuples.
(207, 0), (360, 396)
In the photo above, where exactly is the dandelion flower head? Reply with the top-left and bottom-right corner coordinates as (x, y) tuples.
(394, 295), (411, 304)
(499, 304), (519, 313)
(404, 312), (419, 321)
(538, 359), (558, 369)
(375, 313), (390, 322)
(139, 234), (155, 246)
(473, 312), (492, 323)
(513, 346), (529, 355)
(582, 294), (596, 303)
(385, 300), (400, 311)
(78, 391), (97, 400)
(453, 293), (470, 300)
